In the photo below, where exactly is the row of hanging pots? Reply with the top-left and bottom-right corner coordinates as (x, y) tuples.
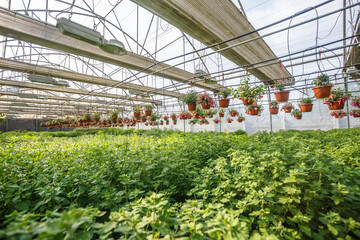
(187, 99), (230, 111)
(134, 110), (152, 118)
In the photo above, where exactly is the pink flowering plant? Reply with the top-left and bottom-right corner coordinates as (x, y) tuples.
(226, 118), (234, 123)
(323, 88), (351, 105)
(350, 96), (360, 107)
(349, 109), (360, 117)
(229, 109), (239, 117)
(230, 77), (265, 101)
(213, 118), (221, 124)
(245, 103), (264, 115)
(178, 111), (192, 120)
(197, 93), (216, 108)
(280, 102), (294, 111)
(330, 110), (347, 118)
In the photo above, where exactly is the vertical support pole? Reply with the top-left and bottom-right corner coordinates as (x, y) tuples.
(136, 5), (139, 54)
(343, 0), (350, 129)
(45, 0), (48, 23)
(267, 87), (273, 132)
(183, 120), (185, 133)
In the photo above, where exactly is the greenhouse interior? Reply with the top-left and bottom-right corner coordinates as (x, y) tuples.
(1, 0), (360, 239)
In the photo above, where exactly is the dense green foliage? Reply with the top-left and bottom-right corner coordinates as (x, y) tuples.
(0, 128), (360, 239)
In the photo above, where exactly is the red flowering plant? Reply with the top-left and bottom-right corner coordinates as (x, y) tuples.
(178, 111), (193, 120)
(323, 88), (351, 105)
(237, 115), (245, 122)
(229, 109), (239, 117)
(197, 93), (216, 108)
(350, 96), (360, 107)
(245, 103), (264, 115)
(226, 118), (234, 123)
(349, 109), (360, 117)
(330, 110), (347, 118)
(280, 102), (294, 111)
(199, 118), (209, 125)
(230, 76), (265, 101)
(213, 118), (221, 124)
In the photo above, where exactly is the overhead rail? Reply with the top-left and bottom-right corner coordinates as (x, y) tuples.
(0, 78), (153, 106)
(0, 58), (176, 102)
(0, 7), (221, 92)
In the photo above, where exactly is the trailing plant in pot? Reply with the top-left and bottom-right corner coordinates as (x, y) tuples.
(330, 110), (347, 119)
(281, 102), (294, 113)
(237, 115), (245, 122)
(133, 105), (142, 118)
(350, 96), (360, 108)
(245, 103), (264, 116)
(218, 89), (231, 108)
(206, 109), (217, 118)
(170, 113), (177, 121)
(274, 83), (290, 102)
(197, 93), (216, 109)
(218, 109), (225, 118)
(148, 112), (160, 122)
(193, 106), (204, 119)
(226, 118), (233, 123)
(231, 77), (265, 105)
(312, 74), (332, 98)
(199, 118), (209, 125)
(213, 118), (221, 124)
(165, 119), (170, 125)
(178, 111), (192, 120)
(144, 105), (153, 116)
(229, 109), (239, 117)
(290, 109), (302, 120)
(269, 100), (279, 115)
(173, 118), (177, 125)
(323, 88), (351, 110)
(182, 90), (198, 111)
(109, 110), (119, 121)
(299, 97), (314, 112)
(163, 115), (169, 121)
(189, 119), (199, 125)
(349, 109), (360, 118)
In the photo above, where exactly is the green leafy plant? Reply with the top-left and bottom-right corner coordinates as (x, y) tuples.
(312, 74), (331, 87)
(269, 100), (279, 108)
(144, 105), (153, 111)
(133, 105), (142, 112)
(181, 90), (198, 104)
(290, 109), (302, 117)
(300, 97), (313, 104)
(323, 88), (351, 104)
(231, 77), (265, 101)
(218, 89), (231, 99)
(275, 82), (286, 91)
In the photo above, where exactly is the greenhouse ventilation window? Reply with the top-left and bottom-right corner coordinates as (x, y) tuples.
(56, 18), (105, 46)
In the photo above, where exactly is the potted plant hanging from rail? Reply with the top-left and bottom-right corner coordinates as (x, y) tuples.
(274, 82), (290, 102)
(323, 88), (351, 110)
(181, 90), (198, 111)
(299, 97), (314, 112)
(281, 102), (294, 113)
(218, 89), (231, 108)
(133, 105), (142, 118)
(269, 101), (279, 115)
(197, 93), (216, 109)
(312, 74), (333, 98)
(291, 109), (302, 120)
(245, 103), (264, 116)
(144, 105), (153, 116)
(231, 76), (265, 106)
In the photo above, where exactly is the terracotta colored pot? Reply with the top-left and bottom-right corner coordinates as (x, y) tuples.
(171, 116), (177, 121)
(230, 112), (238, 117)
(249, 108), (259, 115)
(188, 103), (197, 111)
(284, 107), (292, 113)
(208, 114), (213, 118)
(134, 111), (140, 118)
(219, 112), (224, 118)
(173, 122), (177, 125)
(166, 122), (169, 125)
(354, 115), (360, 118)
(237, 119), (243, 122)
(145, 110), (152, 116)
(160, 122), (164, 125)
(163, 116), (169, 121)
(300, 103), (313, 112)
(313, 85), (332, 99)
(328, 101), (344, 110)
(334, 115), (339, 118)
(269, 107), (279, 115)
(275, 90), (290, 102)
(112, 116), (117, 120)
(201, 103), (211, 109)
(219, 99), (230, 108)
(242, 99), (254, 106)
(295, 115), (302, 120)
(194, 114), (200, 119)
(141, 117), (147, 122)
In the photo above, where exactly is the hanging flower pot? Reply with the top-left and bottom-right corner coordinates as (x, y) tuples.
(269, 107), (279, 115)
(281, 102), (294, 113)
(170, 114), (177, 121)
(350, 109), (360, 118)
(141, 116), (147, 122)
(330, 110), (347, 119)
(328, 101), (344, 110)
(242, 99), (254, 106)
(213, 118), (221, 124)
(188, 103), (197, 111)
(237, 116), (245, 122)
(173, 121), (177, 125)
(163, 116), (169, 121)
(219, 112), (224, 117)
(350, 97), (360, 108)
(219, 99), (230, 108)
(275, 90), (290, 102)
(295, 115), (302, 120)
(145, 110), (152, 116)
(313, 85), (332, 99)
(290, 109), (302, 119)
(249, 108), (259, 115)
(201, 103), (211, 109)
(300, 103), (313, 112)
(226, 118), (233, 123)
(229, 109), (239, 117)
(284, 107), (292, 113)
